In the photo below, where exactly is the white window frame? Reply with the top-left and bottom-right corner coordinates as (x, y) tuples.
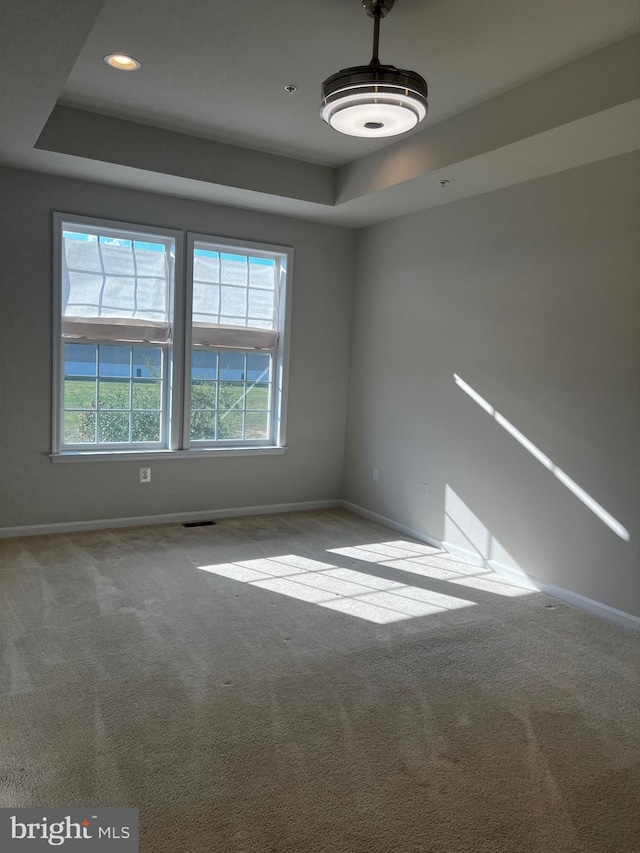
(51, 214), (292, 461)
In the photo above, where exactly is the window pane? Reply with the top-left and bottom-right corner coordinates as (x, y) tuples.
(133, 347), (162, 379)
(245, 412), (269, 440)
(132, 412), (161, 443)
(220, 285), (247, 322)
(192, 350), (217, 380)
(192, 283), (220, 324)
(190, 410), (217, 441)
(220, 253), (247, 286)
(99, 345), (130, 377)
(132, 381), (161, 410)
(218, 382), (244, 410)
(64, 411), (95, 444)
(249, 258), (275, 290)
(246, 353), (270, 382)
(248, 289), (274, 324)
(62, 343), (163, 447)
(245, 384), (269, 410)
(98, 411), (130, 443)
(186, 345), (276, 444)
(65, 379), (96, 410)
(191, 381), (216, 409)
(193, 249), (220, 283)
(65, 343), (97, 376)
(99, 379), (130, 409)
(219, 353), (245, 381)
(218, 410), (243, 440)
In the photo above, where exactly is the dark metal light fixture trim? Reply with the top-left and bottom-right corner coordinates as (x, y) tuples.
(320, 0), (428, 138)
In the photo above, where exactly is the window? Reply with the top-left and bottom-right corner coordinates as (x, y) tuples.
(53, 215), (291, 458)
(187, 237), (286, 446)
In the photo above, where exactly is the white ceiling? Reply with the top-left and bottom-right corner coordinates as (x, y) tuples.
(0, 0), (639, 225)
(60, 0), (639, 166)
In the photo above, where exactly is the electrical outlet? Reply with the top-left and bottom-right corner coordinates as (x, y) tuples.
(372, 468), (379, 482)
(139, 467), (151, 484)
(419, 483), (428, 499)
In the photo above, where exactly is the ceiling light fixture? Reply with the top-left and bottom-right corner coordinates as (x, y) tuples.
(320, 0), (427, 138)
(104, 54), (141, 71)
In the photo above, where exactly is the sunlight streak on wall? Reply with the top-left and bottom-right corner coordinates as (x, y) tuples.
(453, 373), (630, 541)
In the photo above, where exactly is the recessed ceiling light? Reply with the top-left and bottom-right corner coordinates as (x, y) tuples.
(104, 54), (141, 71)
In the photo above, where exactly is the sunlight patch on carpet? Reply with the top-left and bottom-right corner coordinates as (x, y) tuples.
(198, 553), (475, 623)
(328, 542), (534, 598)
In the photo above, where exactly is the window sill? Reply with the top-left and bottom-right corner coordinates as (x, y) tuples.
(50, 446), (288, 463)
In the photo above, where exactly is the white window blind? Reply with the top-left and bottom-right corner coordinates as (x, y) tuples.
(191, 243), (279, 350)
(61, 228), (173, 343)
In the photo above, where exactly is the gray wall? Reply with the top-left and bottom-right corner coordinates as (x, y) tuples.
(343, 152), (640, 617)
(0, 167), (355, 527)
(2, 155), (638, 619)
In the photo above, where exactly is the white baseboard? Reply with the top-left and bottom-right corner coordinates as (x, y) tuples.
(0, 499), (341, 539)
(440, 540), (540, 590)
(528, 578), (640, 632)
(340, 501), (640, 633)
(339, 500), (442, 549)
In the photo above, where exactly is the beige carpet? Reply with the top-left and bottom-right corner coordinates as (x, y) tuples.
(0, 509), (638, 852)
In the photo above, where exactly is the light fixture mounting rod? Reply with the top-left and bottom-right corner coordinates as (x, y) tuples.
(371, 4), (381, 64)
(363, 0), (395, 65)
